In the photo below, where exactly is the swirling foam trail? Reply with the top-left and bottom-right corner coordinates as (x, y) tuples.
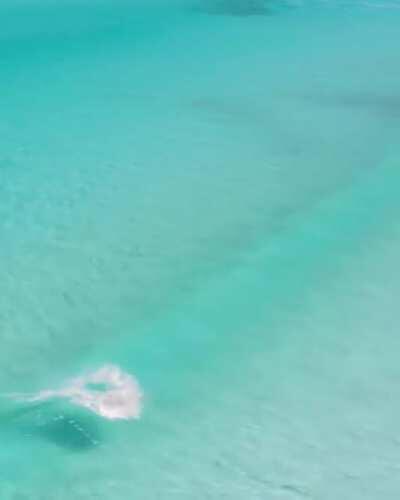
(10, 365), (143, 420)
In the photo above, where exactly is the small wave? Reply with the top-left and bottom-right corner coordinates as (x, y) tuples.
(8, 365), (143, 421)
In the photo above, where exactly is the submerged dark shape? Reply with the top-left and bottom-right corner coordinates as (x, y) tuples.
(34, 411), (102, 451)
(1, 400), (102, 452)
(301, 91), (400, 121)
(191, 96), (268, 125)
(199, 0), (272, 16)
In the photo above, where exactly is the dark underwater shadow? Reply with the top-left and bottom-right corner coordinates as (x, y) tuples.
(34, 411), (102, 451)
(1, 400), (102, 452)
(194, 0), (275, 16)
(299, 91), (400, 121)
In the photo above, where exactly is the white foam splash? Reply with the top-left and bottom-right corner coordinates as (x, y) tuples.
(13, 365), (143, 421)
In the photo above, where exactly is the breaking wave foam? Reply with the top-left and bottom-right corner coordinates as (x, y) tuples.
(11, 365), (143, 421)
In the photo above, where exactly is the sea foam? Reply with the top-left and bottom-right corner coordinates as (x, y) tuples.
(11, 365), (143, 421)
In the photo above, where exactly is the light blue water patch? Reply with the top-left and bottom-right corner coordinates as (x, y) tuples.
(0, 1), (400, 498)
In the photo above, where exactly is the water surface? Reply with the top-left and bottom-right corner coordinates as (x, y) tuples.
(1, 1), (400, 498)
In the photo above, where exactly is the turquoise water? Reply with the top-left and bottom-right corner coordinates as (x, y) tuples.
(1, 0), (400, 498)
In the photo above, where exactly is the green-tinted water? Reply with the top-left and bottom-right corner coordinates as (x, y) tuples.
(1, 1), (400, 498)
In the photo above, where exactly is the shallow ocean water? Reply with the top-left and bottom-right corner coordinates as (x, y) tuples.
(1, 0), (400, 498)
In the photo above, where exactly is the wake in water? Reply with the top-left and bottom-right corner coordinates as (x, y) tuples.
(6, 365), (143, 421)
